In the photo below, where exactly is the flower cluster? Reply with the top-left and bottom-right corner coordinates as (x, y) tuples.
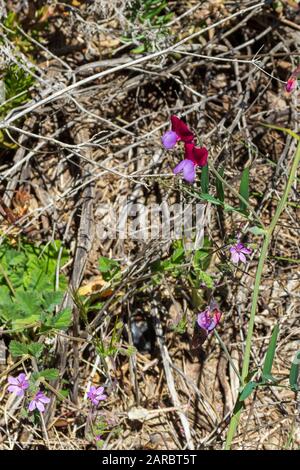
(162, 116), (208, 183)
(285, 66), (300, 93)
(7, 373), (50, 413)
(87, 385), (107, 406)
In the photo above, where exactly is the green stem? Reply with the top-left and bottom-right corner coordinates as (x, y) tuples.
(225, 141), (300, 449)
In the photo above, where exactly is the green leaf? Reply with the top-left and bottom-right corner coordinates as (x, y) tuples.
(39, 368), (59, 381)
(12, 314), (40, 330)
(42, 290), (64, 312)
(262, 324), (279, 378)
(28, 343), (44, 358)
(239, 381), (257, 402)
(215, 166), (224, 203)
(199, 193), (223, 206)
(239, 167), (250, 214)
(51, 307), (72, 330)
(98, 256), (120, 281)
(9, 340), (28, 357)
(289, 351), (300, 392)
(14, 290), (40, 316)
(201, 164), (209, 194)
(248, 226), (266, 236)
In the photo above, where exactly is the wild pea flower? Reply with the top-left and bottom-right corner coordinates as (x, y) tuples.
(28, 390), (50, 413)
(285, 66), (300, 93)
(230, 241), (252, 264)
(87, 385), (107, 406)
(7, 373), (29, 397)
(161, 115), (208, 183)
(161, 115), (194, 149)
(197, 306), (222, 334)
(173, 143), (208, 183)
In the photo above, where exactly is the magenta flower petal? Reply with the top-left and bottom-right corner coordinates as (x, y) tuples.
(230, 249), (240, 264)
(161, 130), (178, 149)
(285, 76), (297, 93)
(184, 142), (195, 161)
(192, 146), (208, 167)
(171, 115), (194, 143)
(184, 143), (208, 167)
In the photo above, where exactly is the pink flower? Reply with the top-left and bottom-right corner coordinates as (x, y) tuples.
(87, 385), (107, 406)
(28, 391), (50, 413)
(7, 373), (29, 397)
(285, 66), (300, 93)
(230, 241), (252, 264)
(161, 115), (194, 149)
(197, 307), (222, 333)
(173, 144), (208, 183)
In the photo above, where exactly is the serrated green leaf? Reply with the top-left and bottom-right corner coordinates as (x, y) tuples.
(98, 256), (120, 281)
(51, 307), (72, 330)
(262, 324), (279, 378)
(239, 167), (250, 214)
(9, 340), (28, 357)
(28, 343), (44, 358)
(12, 314), (40, 330)
(42, 290), (64, 312)
(38, 368), (59, 381)
(14, 290), (40, 316)
(239, 381), (257, 402)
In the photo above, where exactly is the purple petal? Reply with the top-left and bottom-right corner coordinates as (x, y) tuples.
(240, 246), (252, 255)
(95, 387), (104, 396)
(161, 130), (178, 149)
(239, 252), (247, 264)
(231, 250), (240, 264)
(18, 373), (27, 382)
(36, 401), (45, 412)
(8, 385), (23, 395)
(8, 376), (19, 385)
(39, 395), (50, 404)
(183, 160), (196, 183)
(197, 310), (212, 330)
(28, 400), (37, 411)
(206, 319), (217, 332)
(173, 159), (186, 175)
(98, 394), (107, 401)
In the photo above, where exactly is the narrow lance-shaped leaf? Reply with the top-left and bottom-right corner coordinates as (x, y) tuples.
(289, 351), (300, 392)
(216, 166), (224, 203)
(239, 381), (257, 402)
(262, 324), (279, 379)
(201, 164), (209, 194)
(239, 167), (250, 214)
